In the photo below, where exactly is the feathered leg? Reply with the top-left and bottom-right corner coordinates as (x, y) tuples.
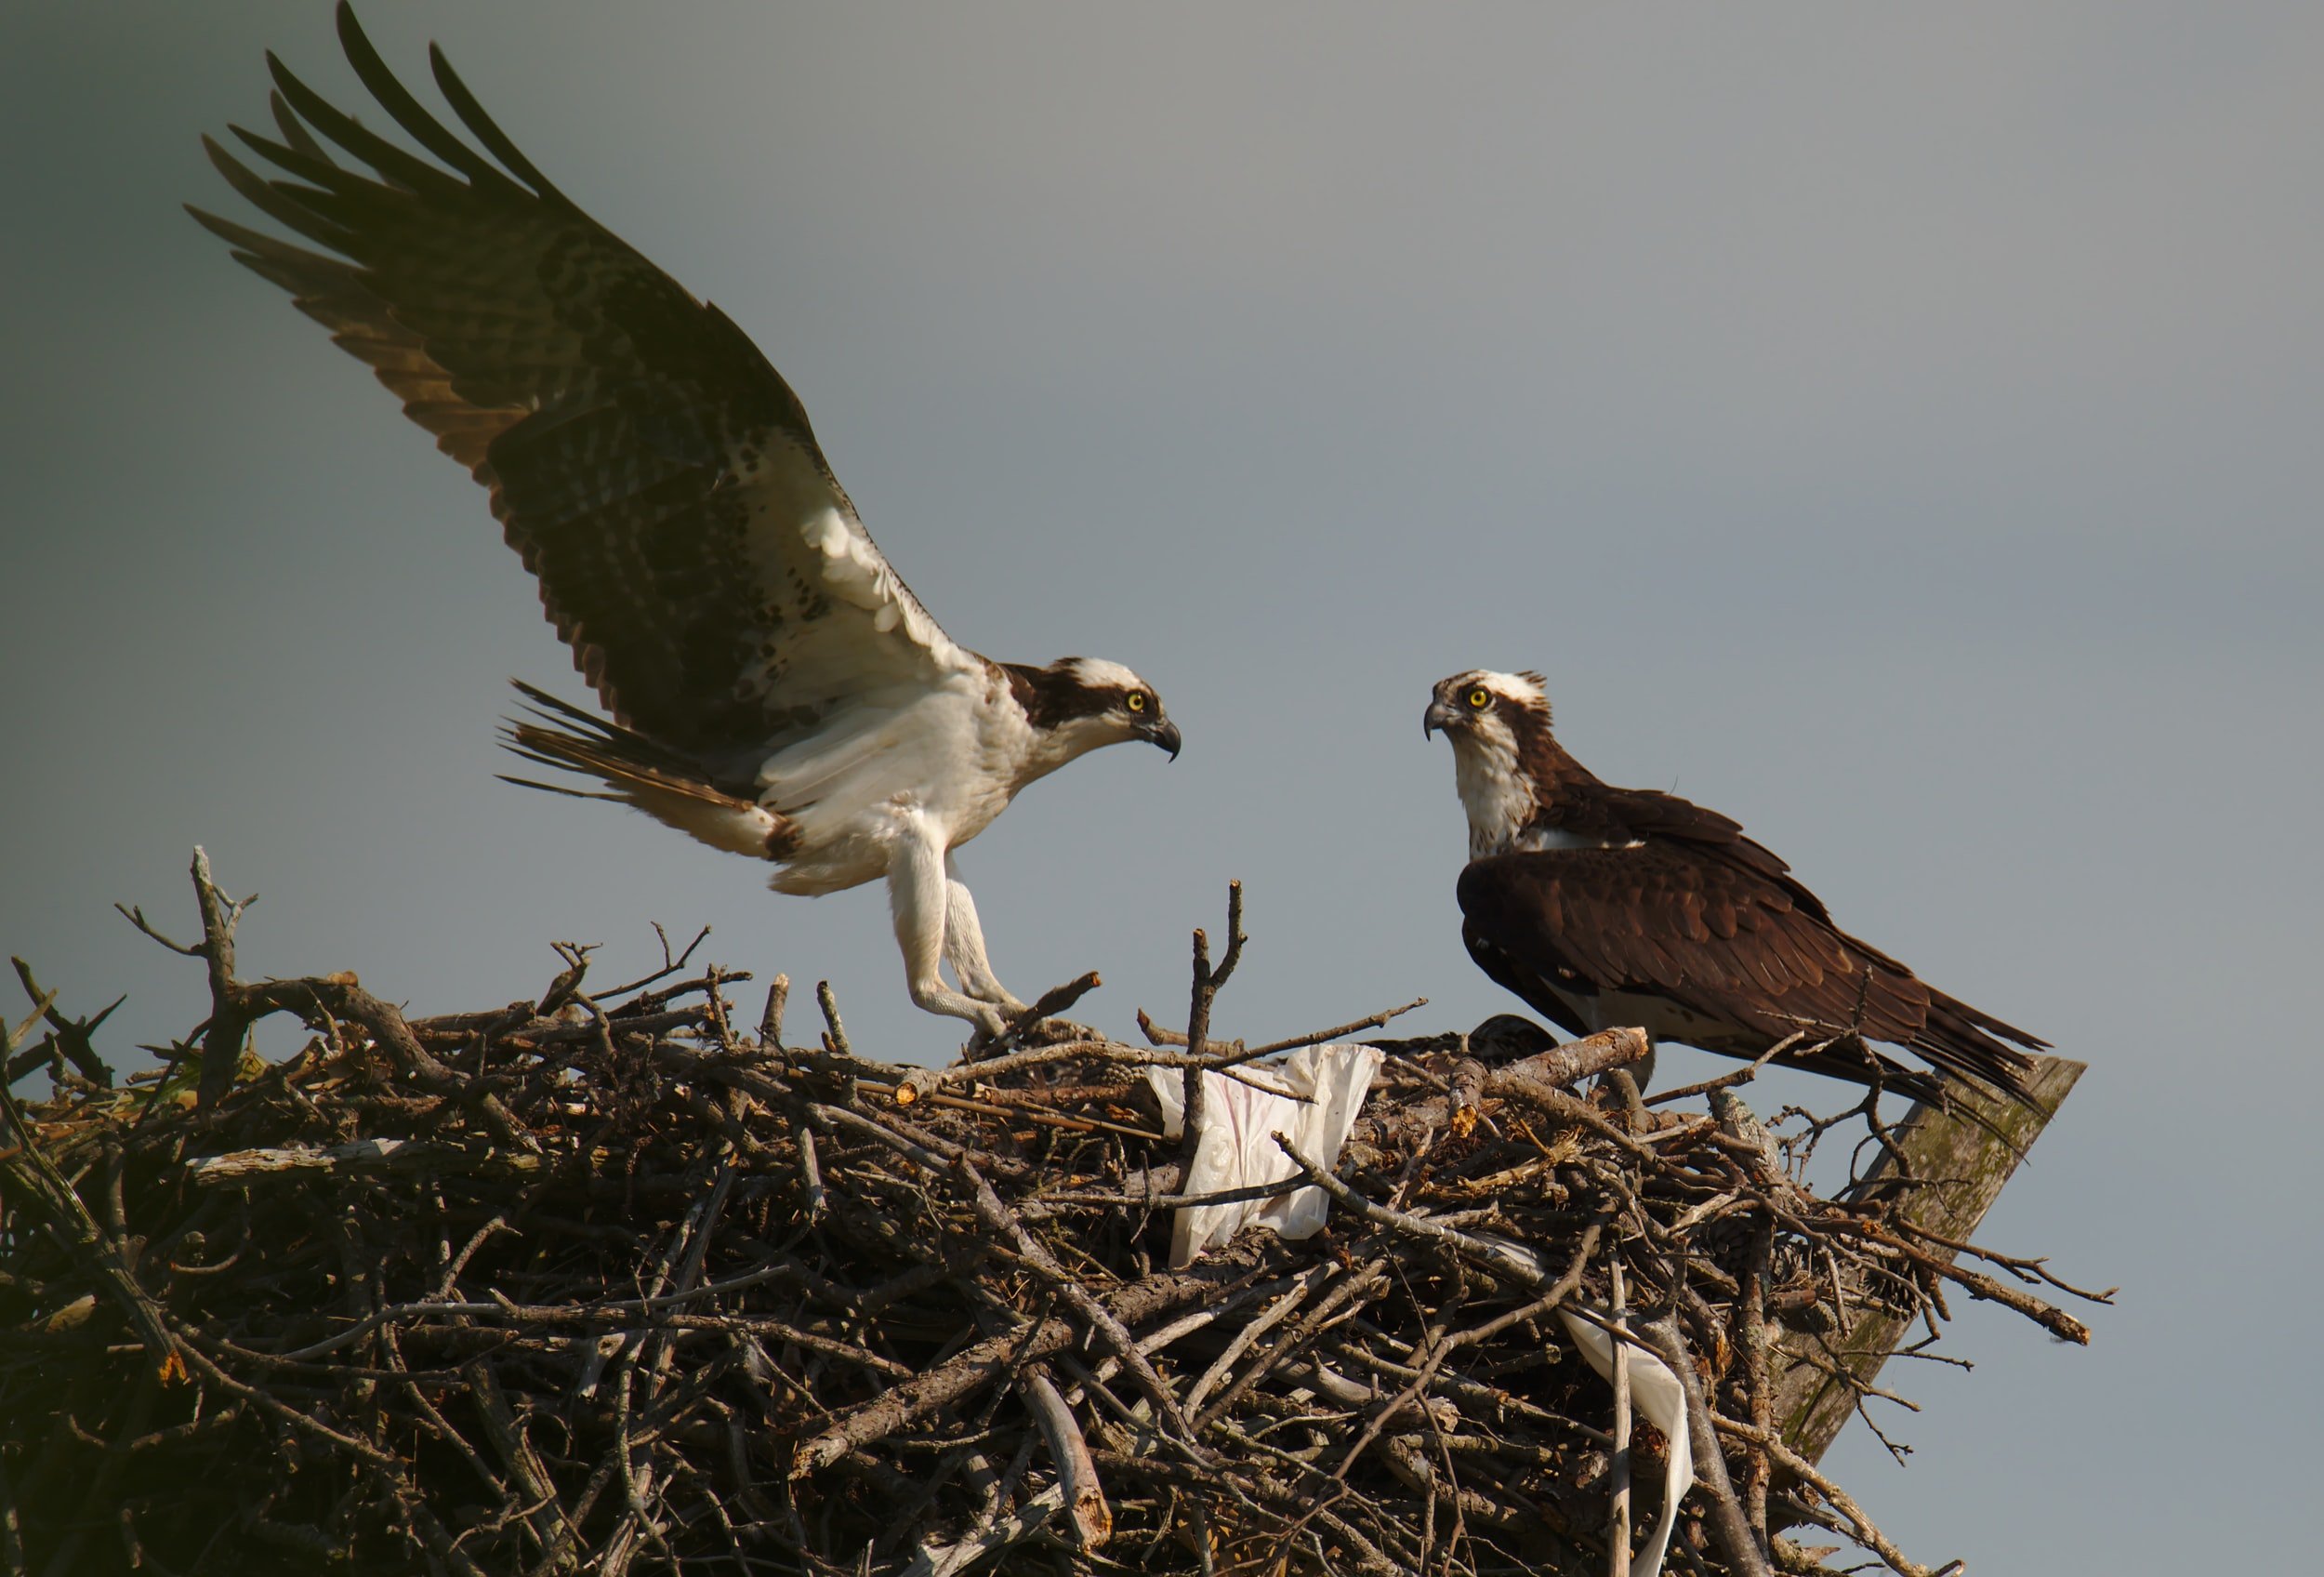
(943, 855), (1028, 1014)
(887, 817), (1010, 1037)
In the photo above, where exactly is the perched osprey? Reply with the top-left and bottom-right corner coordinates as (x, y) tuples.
(1424, 670), (2041, 1101)
(191, 6), (1180, 1037)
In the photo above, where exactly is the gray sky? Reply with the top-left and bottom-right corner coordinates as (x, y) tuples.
(5, 4), (2319, 1569)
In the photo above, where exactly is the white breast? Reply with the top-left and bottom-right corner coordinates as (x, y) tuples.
(1447, 720), (1534, 857)
(756, 671), (1027, 895)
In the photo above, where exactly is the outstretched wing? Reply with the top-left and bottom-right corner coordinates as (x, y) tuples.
(1457, 845), (2041, 1095)
(190, 3), (976, 773)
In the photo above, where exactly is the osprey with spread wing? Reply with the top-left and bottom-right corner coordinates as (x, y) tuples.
(1425, 669), (2041, 1103)
(192, 5), (1179, 1036)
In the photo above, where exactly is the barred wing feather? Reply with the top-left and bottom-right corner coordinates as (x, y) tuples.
(188, 3), (974, 775)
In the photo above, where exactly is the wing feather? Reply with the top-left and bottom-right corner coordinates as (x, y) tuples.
(192, 2), (974, 772)
(1458, 843), (2041, 1095)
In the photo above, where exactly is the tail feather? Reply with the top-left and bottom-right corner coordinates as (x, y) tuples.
(1831, 929), (2046, 1106)
(498, 681), (796, 861)
(493, 771), (623, 802)
(1908, 989), (2047, 1107)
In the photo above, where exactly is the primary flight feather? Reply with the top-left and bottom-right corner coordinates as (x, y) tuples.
(191, 4), (1180, 1036)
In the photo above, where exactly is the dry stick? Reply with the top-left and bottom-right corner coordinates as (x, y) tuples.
(891, 1034), (1119, 1094)
(464, 1360), (579, 1562)
(1485, 1071), (1665, 1160)
(1640, 1316), (1773, 1577)
(1019, 1364), (1110, 1550)
(759, 972), (830, 1226)
(796, 1124), (825, 1226)
(1182, 1261), (1342, 1416)
(187, 847), (249, 1109)
(1136, 1007), (1186, 1047)
(1740, 1216), (1776, 1539)
(0, 987), (62, 1090)
(986, 971), (1105, 1053)
(870, 1075), (1165, 1142)
(1608, 1255), (1631, 1577)
(6, 959), (119, 1088)
(900, 1035), (1346, 1107)
(953, 1155), (1206, 1452)
(790, 1254), (1256, 1476)
(1712, 1418), (1933, 1577)
(1275, 1131), (1606, 1296)
(1212, 998), (1430, 1069)
(1177, 881), (1247, 1180)
(1888, 1216), (2119, 1305)
(1446, 1054), (1487, 1139)
(1642, 1033), (1808, 1109)
(599, 923), (715, 1004)
(1470, 1025), (1655, 1107)
(1192, 1258), (1393, 1432)
(1837, 1220), (2093, 1343)
(1022, 1174), (1315, 1216)
(905, 1484), (1067, 1577)
(1056, 1280), (1301, 1427)
(249, 1260), (813, 1366)
(758, 972), (789, 1048)
(239, 973), (535, 1150)
(813, 978), (852, 1056)
(184, 1136), (548, 1186)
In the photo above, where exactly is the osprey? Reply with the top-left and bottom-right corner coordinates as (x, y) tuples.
(191, 6), (1180, 1037)
(1424, 670), (2042, 1101)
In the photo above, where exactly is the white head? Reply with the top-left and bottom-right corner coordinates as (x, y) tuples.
(1422, 669), (1553, 857)
(1003, 656), (1180, 784)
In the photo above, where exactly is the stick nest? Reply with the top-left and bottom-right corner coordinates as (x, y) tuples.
(0, 864), (2106, 1577)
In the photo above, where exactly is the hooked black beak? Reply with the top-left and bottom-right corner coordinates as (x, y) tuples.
(1423, 696), (1460, 738)
(1148, 718), (1182, 761)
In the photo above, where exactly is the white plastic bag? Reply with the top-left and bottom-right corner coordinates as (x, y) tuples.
(1144, 1043), (1382, 1269)
(1557, 1307), (1696, 1577)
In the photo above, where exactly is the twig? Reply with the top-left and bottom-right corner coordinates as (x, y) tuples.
(190, 848), (253, 1108)
(1641, 1317), (1771, 1577)
(759, 973), (789, 1050)
(1177, 885), (1239, 1179)
(1713, 1418), (1934, 1577)
(7, 960), (119, 1088)
(1608, 1255), (1631, 1577)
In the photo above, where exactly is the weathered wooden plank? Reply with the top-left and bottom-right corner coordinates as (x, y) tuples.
(1773, 1053), (2087, 1463)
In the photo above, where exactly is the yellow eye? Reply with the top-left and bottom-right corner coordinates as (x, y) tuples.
(1127, 692), (1147, 713)
(1467, 688), (1490, 709)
